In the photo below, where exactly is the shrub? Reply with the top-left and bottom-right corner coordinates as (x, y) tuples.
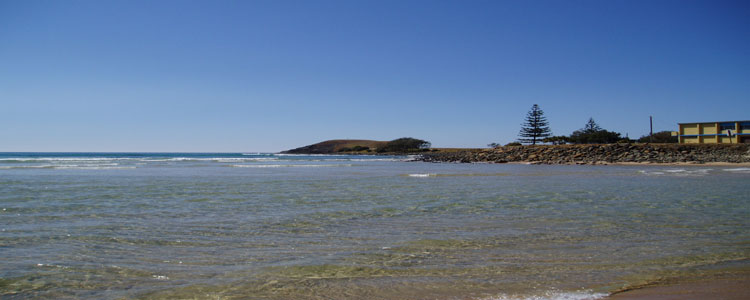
(568, 118), (622, 144)
(542, 136), (570, 145)
(569, 129), (622, 144)
(351, 146), (370, 151)
(338, 145), (371, 152)
(377, 137), (431, 152)
(637, 131), (678, 143)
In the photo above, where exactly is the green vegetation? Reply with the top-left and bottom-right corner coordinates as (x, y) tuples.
(502, 106), (680, 146)
(542, 136), (570, 145)
(512, 117), (629, 145)
(518, 104), (552, 145)
(351, 145), (371, 151)
(638, 131), (678, 143)
(376, 138), (431, 153)
(568, 118), (622, 144)
(337, 145), (371, 152)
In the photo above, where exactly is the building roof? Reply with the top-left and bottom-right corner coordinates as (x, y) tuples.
(678, 120), (750, 125)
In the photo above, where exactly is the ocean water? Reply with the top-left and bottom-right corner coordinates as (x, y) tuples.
(1, 153), (748, 299)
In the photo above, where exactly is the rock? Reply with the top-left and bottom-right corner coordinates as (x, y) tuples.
(418, 144), (750, 165)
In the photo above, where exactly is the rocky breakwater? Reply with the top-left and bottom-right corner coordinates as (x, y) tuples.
(420, 144), (750, 165)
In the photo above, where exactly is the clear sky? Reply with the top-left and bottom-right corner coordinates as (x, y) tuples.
(1, 0), (748, 152)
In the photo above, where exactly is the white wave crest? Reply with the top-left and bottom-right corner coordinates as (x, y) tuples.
(0, 157), (126, 162)
(275, 153), (412, 159)
(638, 169), (711, 176)
(54, 166), (136, 170)
(408, 173), (436, 177)
(479, 290), (607, 300)
(350, 158), (411, 162)
(0, 165), (56, 169)
(0, 165), (135, 170)
(723, 167), (750, 173)
(274, 153), (339, 157)
(214, 158), (278, 162)
(141, 157), (278, 162)
(230, 164), (353, 168)
(295, 158), (410, 162)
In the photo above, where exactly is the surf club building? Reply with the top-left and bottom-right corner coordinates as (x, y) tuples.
(678, 120), (750, 144)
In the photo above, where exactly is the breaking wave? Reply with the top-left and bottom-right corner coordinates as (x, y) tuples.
(407, 173), (436, 177)
(638, 169), (712, 176)
(723, 167), (750, 173)
(478, 290), (607, 300)
(230, 164), (353, 168)
(0, 165), (135, 170)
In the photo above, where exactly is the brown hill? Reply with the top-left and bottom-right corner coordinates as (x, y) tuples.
(281, 139), (388, 154)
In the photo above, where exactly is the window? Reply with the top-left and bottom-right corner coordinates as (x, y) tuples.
(719, 123), (736, 131)
(741, 122), (750, 131)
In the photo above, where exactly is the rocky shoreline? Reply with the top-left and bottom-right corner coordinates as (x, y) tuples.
(418, 144), (750, 165)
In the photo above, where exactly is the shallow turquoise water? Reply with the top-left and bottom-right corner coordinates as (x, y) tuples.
(1, 153), (749, 299)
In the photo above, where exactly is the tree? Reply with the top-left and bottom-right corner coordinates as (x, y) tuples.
(583, 118), (602, 133)
(518, 104), (552, 145)
(569, 118), (622, 144)
(487, 143), (500, 148)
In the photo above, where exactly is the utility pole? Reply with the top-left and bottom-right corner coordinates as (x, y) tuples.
(649, 116), (653, 143)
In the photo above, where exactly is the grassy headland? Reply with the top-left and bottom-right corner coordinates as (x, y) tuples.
(281, 138), (433, 155)
(281, 139), (389, 154)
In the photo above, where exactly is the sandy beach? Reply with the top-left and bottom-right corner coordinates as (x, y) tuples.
(505, 161), (750, 167)
(609, 276), (750, 299)
(609, 161), (750, 167)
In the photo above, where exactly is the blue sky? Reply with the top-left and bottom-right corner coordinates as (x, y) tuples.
(1, 0), (748, 152)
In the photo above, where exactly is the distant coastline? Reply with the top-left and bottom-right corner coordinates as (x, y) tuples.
(281, 138), (432, 155)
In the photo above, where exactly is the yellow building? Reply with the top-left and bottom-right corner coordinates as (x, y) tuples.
(678, 120), (750, 144)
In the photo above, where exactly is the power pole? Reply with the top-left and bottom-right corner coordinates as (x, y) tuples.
(649, 116), (653, 143)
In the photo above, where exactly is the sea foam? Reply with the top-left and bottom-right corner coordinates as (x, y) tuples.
(230, 164), (353, 168)
(0, 164), (135, 170)
(638, 169), (711, 176)
(479, 290), (607, 300)
(407, 173), (436, 177)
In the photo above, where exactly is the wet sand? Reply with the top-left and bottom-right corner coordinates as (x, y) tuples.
(611, 161), (750, 167)
(504, 161), (750, 166)
(608, 277), (750, 300)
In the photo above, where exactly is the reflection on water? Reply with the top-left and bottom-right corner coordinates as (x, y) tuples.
(0, 153), (749, 299)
